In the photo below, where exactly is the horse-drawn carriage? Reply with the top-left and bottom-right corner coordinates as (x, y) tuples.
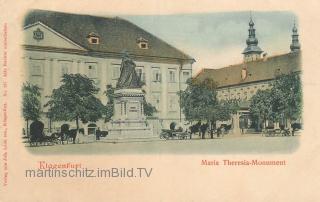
(263, 128), (290, 137)
(27, 121), (84, 146)
(29, 133), (60, 146)
(160, 129), (190, 140)
(28, 120), (60, 146)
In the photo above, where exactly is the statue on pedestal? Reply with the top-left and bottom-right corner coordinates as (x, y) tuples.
(108, 52), (152, 139)
(116, 52), (142, 89)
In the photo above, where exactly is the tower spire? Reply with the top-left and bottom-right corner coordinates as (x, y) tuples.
(290, 18), (300, 52)
(242, 12), (263, 62)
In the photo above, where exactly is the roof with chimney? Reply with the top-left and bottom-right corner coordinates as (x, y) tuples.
(23, 10), (194, 62)
(195, 51), (301, 88)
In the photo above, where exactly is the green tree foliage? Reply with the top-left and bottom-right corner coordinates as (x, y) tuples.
(249, 89), (273, 128)
(22, 82), (42, 121)
(143, 100), (157, 117)
(22, 82), (42, 135)
(180, 78), (218, 122)
(45, 74), (104, 129)
(271, 72), (302, 122)
(214, 99), (239, 122)
(249, 71), (302, 128)
(180, 78), (238, 124)
(103, 85), (115, 122)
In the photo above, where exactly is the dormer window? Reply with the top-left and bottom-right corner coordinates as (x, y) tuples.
(136, 37), (149, 49)
(87, 32), (100, 44)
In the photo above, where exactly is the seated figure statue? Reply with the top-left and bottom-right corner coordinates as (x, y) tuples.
(116, 52), (142, 89)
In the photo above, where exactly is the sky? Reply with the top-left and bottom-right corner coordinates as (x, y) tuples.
(122, 11), (297, 74)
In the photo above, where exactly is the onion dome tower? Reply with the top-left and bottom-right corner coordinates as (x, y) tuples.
(290, 20), (301, 52)
(242, 14), (263, 62)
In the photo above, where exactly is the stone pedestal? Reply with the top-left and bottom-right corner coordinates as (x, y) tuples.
(107, 88), (153, 139)
(230, 113), (241, 135)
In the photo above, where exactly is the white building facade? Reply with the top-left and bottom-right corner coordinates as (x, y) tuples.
(23, 10), (194, 133)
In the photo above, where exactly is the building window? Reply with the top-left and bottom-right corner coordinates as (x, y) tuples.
(140, 42), (148, 49)
(168, 94), (177, 112)
(87, 32), (100, 44)
(182, 71), (190, 82)
(244, 92), (248, 100)
(152, 93), (161, 111)
(137, 37), (149, 49)
(112, 64), (120, 79)
(31, 64), (42, 76)
(152, 68), (161, 82)
(87, 63), (98, 79)
(30, 61), (44, 89)
(30, 76), (43, 89)
(275, 68), (281, 76)
(136, 67), (145, 82)
(60, 62), (70, 77)
(169, 69), (176, 83)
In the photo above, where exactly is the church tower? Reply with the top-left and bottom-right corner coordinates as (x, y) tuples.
(290, 20), (301, 52)
(242, 15), (263, 63)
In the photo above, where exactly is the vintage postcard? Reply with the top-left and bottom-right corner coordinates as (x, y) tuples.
(1, 0), (320, 201)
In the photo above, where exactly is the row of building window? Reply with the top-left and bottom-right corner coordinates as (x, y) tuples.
(87, 34), (149, 50)
(30, 61), (191, 85)
(112, 65), (190, 83)
(218, 83), (271, 100)
(151, 93), (178, 112)
(220, 84), (270, 93)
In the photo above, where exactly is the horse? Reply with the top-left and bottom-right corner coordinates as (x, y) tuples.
(200, 123), (209, 139)
(189, 121), (202, 139)
(59, 124), (70, 144)
(67, 129), (79, 144)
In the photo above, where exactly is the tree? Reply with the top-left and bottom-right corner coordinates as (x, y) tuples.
(271, 72), (302, 124)
(180, 78), (239, 138)
(214, 99), (239, 122)
(249, 72), (302, 130)
(103, 85), (115, 122)
(22, 82), (42, 136)
(180, 78), (218, 122)
(45, 74), (104, 130)
(249, 89), (273, 130)
(143, 100), (157, 117)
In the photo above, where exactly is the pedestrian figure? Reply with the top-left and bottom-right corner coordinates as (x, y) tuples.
(75, 129), (85, 144)
(200, 123), (208, 139)
(217, 126), (222, 138)
(96, 127), (101, 140)
(239, 118), (245, 135)
(60, 124), (69, 144)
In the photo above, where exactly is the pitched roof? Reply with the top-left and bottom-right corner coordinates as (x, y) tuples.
(195, 51), (301, 88)
(24, 10), (194, 62)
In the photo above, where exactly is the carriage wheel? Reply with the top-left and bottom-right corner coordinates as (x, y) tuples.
(164, 134), (170, 140)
